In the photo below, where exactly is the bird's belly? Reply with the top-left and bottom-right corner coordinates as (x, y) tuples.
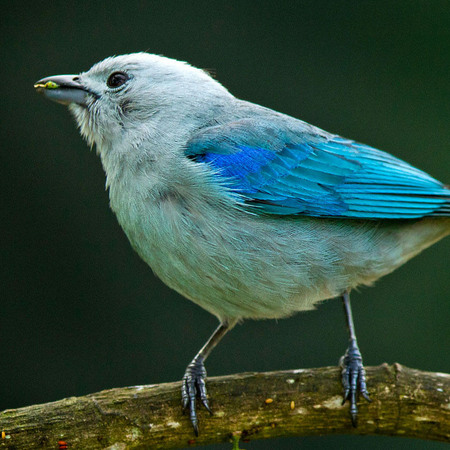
(113, 194), (450, 322)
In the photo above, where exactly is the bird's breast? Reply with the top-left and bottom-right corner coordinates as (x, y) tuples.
(107, 178), (330, 320)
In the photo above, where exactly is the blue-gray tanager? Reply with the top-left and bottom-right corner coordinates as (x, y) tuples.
(35, 53), (450, 434)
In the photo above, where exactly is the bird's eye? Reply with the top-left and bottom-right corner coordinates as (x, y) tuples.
(107, 71), (129, 88)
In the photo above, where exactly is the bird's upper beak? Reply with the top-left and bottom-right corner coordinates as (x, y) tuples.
(34, 75), (91, 106)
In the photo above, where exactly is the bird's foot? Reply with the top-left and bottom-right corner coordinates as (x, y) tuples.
(339, 339), (371, 426)
(181, 356), (211, 435)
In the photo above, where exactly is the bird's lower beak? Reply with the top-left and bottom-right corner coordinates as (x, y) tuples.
(34, 75), (90, 106)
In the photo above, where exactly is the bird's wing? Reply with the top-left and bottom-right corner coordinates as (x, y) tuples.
(185, 118), (450, 219)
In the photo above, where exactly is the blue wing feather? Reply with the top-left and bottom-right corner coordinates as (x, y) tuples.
(186, 119), (450, 219)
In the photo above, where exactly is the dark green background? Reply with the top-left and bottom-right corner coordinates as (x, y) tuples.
(1, 1), (449, 449)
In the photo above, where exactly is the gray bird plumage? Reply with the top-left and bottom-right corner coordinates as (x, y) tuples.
(63, 53), (449, 321)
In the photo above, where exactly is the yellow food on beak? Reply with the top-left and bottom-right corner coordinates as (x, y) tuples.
(34, 81), (60, 89)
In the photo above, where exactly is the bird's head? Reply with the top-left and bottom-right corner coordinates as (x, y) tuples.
(35, 53), (231, 149)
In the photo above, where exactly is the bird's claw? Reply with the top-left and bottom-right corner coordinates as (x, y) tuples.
(181, 356), (211, 435)
(339, 339), (371, 427)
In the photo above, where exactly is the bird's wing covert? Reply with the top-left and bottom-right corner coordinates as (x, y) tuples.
(185, 119), (450, 219)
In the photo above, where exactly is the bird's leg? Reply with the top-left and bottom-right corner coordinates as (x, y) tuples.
(182, 321), (231, 435)
(339, 290), (371, 426)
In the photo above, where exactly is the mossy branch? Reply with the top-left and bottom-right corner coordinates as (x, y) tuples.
(0, 363), (449, 449)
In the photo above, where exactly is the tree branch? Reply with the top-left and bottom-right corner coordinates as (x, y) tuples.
(0, 363), (448, 449)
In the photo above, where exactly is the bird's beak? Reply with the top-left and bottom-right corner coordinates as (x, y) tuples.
(34, 75), (91, 106)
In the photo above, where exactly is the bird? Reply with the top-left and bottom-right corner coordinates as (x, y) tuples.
(34, 52), (450, 435)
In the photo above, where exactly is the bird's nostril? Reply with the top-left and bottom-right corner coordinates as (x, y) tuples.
(73, 76), (80, 82)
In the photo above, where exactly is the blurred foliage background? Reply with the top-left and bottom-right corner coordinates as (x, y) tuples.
(1, 1), (449, 448)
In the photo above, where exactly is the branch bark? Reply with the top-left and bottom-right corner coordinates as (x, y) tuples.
(0, 363), (448, 449)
